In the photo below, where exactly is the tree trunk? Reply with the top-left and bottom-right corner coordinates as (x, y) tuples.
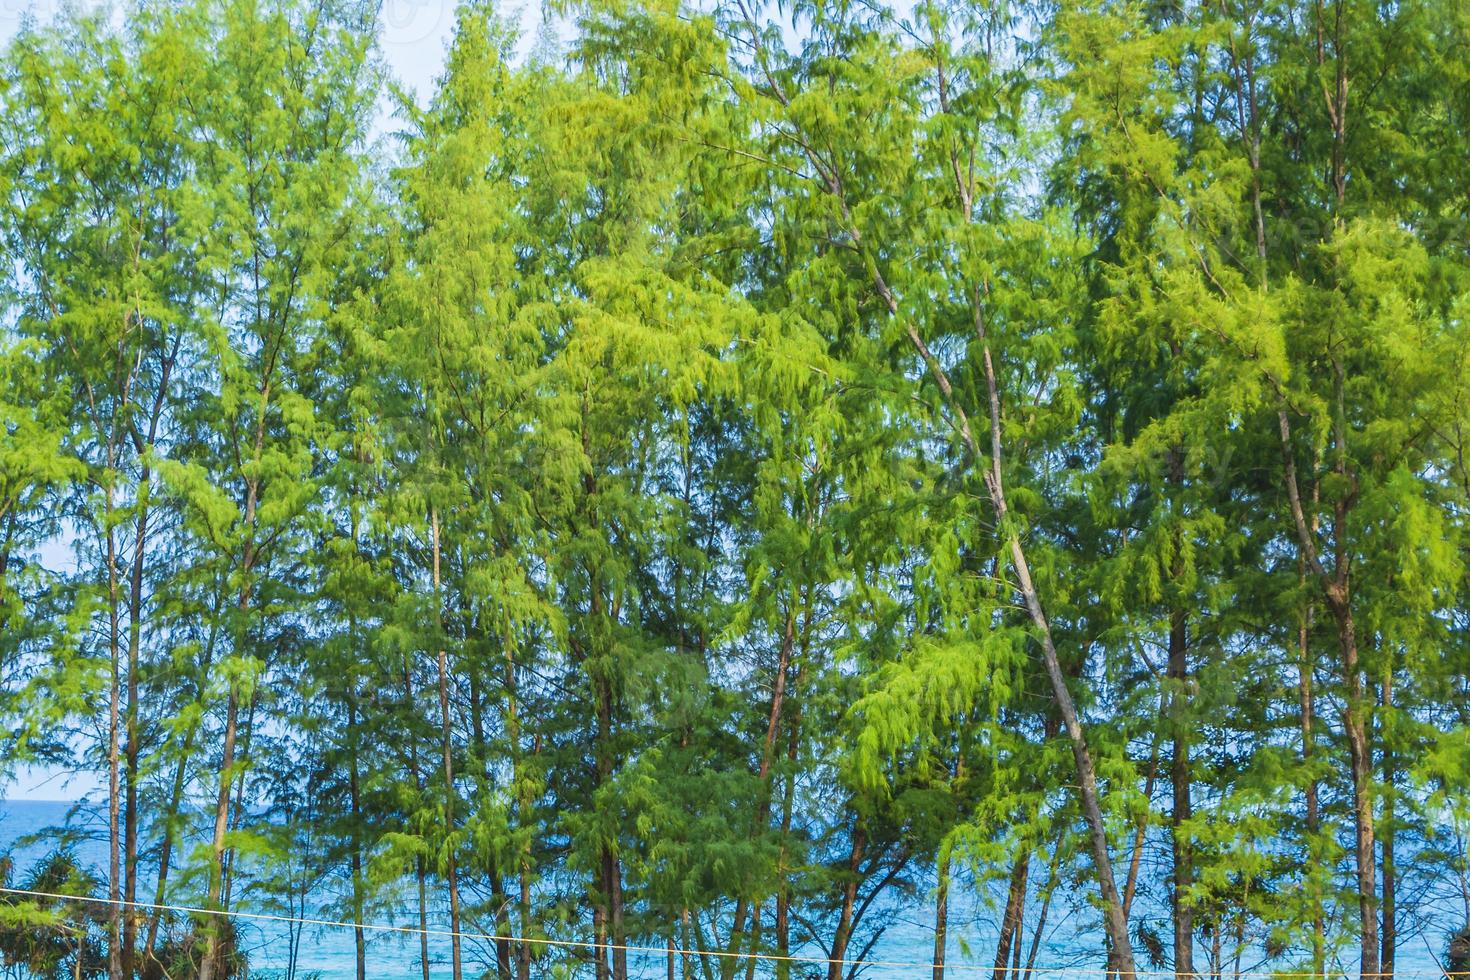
(726, 607), (798, 980)
(1381, 669), (1396, 979)
(348, 690), (367, 980)
(1278, 405), (1376, 979)
(430, 508), (464, 980)
(200, 379), (268, 980)
(826, 824), (865, 980)
(506, 629), (533, 980)
(1299, 630), (1325, 975)
(1024, 828), (1065, 978)
(993, 852), (1030, 980)
(595, 903), (611, 980)
(1336, 599), (1378, 979)
(1124, 727), (1159, 922)
(416, 856), (431, 980)
(198, 681), (241, 980)
(744, 906), (762, 980)
(222, 690), (259, 912)
(120, 339), (174, 978)
(404, 646), (431, 980)
(1168, 607), (1194, 978)
(145, 583), (223, 966)
(774, 654), (804, 980)
(468, 649), (514, 980)
(608, 828), (628, 980)
(105, 505), (122, 980)
(121, 596), (141, 980)
(933, 850), (950, 980)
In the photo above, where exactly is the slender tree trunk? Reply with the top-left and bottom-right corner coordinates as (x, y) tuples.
(774, 653), (804, 980)
(198, 681), (240, 980)
(726, 608), (798, 980)
(608, 830), (627, 980)
(825, 824), (865, 980)
(744, 906), (762, 980)
(1337, 601), (1378, 979)
(1169, 605), (1194, 978)
(1299, 636), (1325, 975)
(416, 856), (430, 980)
(518, 854), (533, 980)
(1124, 726), (1159, 921)
(1299, 499), (1326, 978)
(595, 903), (611, 980)
(682, 907), (695, 980)
(934, 62), (1137, 970)
(403, 646), (431, 980)
(1279, 405), (1376, 979)
(1011, 904), (1024, 978)
(121, 598), (141, 979)
(993, 852), (1031, 980)
(468, 651), (514, 980)
(120, 337), (174, 978)
(734, 31), (1137, 962)
(592, 672), (628, 980)
(106, 503), (123, 980)
(1381, 669), (1396, 979)
(348, 690), (367, 980)
(506, 628), (533, 980)
(222, 690), (259, 912)
(145, 602), (218, 965)
(933, 850), (950, 980)
(430, 508), (464, 980)
(201, 376), (268, 980)
(1024, 828), (1065, 978)
(592, 647), (626, 980)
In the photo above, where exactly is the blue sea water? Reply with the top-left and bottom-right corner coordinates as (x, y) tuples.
(0, 799), (1450, 979)
(0, 798), (1013, 979)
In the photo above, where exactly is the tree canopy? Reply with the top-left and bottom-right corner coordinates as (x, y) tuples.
(2, 0), (1469, 977)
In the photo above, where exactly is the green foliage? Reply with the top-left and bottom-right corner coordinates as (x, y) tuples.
(2, 0), (1469, 975)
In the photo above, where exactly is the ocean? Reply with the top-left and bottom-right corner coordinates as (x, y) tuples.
(0, 799), (1448, 979)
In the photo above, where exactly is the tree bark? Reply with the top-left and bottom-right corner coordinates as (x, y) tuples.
(121, 332), (177, 977)
(145, 602), (220, 965)
(403, 644), (431, 980)
(1277, 406), (1376, 979)
(1299, 626), (1325, 976)
(106, 494), (122, 980)
(1168, 606), (1194, 978)
(774, 650), (805, 980)
(430, 508), (464, 980)
(993, 852), (1031, 980)
(826, 824), (865, 980)
(506, 624), (533, 980)
(1025, 826), (1066, 979)
(1381, 669), (1396, 979)
(726, 607), (798, 980)
(348, 687), (367, 980)
(933, 851), (950, 980)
